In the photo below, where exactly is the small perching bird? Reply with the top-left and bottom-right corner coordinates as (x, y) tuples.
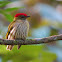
(6, 13), (30, 50)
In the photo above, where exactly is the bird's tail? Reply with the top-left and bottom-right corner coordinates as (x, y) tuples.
(6, 45), (14, 51)
(6, 45), (21, 50)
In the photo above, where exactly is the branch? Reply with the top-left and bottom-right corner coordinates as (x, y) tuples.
(0, 34), (62, 45)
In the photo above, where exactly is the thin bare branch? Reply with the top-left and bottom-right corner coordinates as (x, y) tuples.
(0, 34), (62, 45)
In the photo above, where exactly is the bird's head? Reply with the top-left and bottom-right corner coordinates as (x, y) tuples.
(14, 13), (30, 20)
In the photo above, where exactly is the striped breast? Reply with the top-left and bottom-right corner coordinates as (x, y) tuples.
(8, 20), (29, 40)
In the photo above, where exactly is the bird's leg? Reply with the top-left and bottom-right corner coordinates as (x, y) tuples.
(15, 38), (25, 49)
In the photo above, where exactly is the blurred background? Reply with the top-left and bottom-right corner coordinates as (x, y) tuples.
(0, 0), (62, 62)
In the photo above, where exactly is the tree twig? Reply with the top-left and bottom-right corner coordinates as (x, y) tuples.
(0, 34), (62, 45)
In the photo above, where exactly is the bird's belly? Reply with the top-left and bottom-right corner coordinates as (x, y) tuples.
(8, 21), (29, 40)
(14, 23), (28, 39)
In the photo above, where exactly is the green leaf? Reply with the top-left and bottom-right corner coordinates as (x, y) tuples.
(4, 13), (13, 22)
(0, 10), (13, 22)
(5, 7), (25, 12)
(0, 1), (11, 7)
(0, 1), (10, 4)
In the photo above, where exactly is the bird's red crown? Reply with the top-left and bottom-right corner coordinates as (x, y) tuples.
(14, 13), (27, 17)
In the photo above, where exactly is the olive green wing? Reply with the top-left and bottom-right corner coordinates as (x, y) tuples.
(6, 21), (15, 39)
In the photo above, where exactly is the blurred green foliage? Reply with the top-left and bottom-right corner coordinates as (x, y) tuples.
(0, 45), (56, 62)
(5, 7), (24, 12)
(0, 1), (10, 7)
(0, 1), (24, 22)
(0, 10), (13, 22)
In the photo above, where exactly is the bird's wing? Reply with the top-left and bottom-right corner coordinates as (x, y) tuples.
(6, 21), (16, 39)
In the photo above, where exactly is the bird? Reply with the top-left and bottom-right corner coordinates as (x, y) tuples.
(6, 13), (30, 50)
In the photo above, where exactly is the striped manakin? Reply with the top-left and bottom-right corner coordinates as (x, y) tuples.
(6, 13), (30, 50)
